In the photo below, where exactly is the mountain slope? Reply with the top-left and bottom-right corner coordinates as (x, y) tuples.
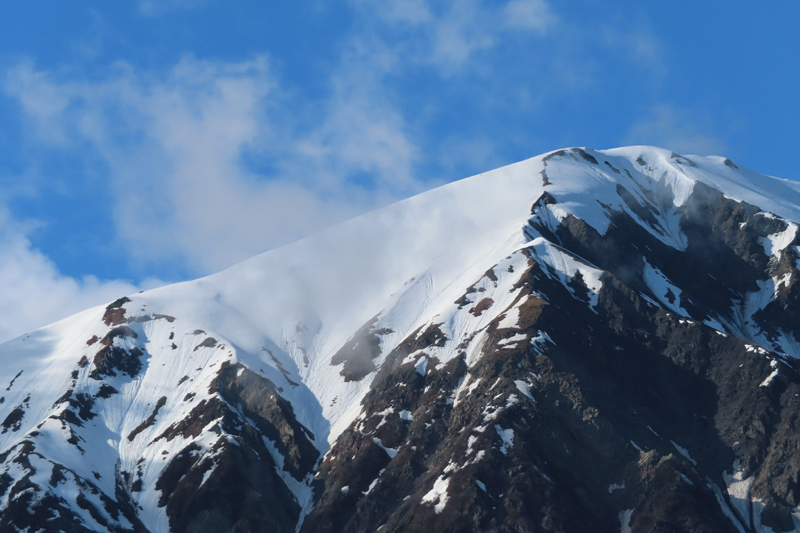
(3, 146), (800, 532)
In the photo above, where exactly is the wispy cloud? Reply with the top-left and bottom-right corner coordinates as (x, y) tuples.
(3, 0), (681, 287)
(0, 0), (738, 342)
(5, 55), (422, 274)
(0, 209), (157, 343)
(600, 23), (667, 80)
(625, 104), (726, 156)
(350, 0), (557, 73)
(502, 0), (557, 33)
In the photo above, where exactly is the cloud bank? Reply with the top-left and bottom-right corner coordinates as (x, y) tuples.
(0, 209), (153, 343)
(5, 55), (423, 274)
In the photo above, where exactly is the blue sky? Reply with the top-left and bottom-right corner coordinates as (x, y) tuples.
(0, 0), (797, 341)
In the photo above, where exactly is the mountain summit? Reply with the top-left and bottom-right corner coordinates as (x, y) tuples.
(3, 147), (800, 532)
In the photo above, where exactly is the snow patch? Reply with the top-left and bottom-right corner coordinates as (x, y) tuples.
(642, 260), (689, 316)
(760, 359), (779, 387)
(608, 481), (625, 493)
(498, 333), (527, 348)
(723, 462), (754, 526)
(708, 480), (748, 533)
(524, 238), (604, 309)
(619, 509), (634, 533)
(372, 437), (399, 459)
(760, 222), (797, 257)
(467, 435), (479, 455)
(495, 425), (514, 454)
(532, 464), (553, 484)
(415, 357), (428, 376)
(363, 469), (384, 495)
(513, 380), (534, 400)
(639, 293), (659, 308)
(530, 331), (555, 353)
(670, 440), (697, 465)
(421, 475), (450, 514)
(497, 307), (521, 330)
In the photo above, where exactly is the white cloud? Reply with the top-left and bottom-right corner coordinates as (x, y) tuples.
(296, 45), (422, 195)
(625, 104), (727, 156)
(0, 209), (151, 343)
(5, 55), (422, 274)
(600, 24), (667, 80)
(350, 0), (557, 72)
(6, 62), (72, 146)
(502, 0), (557, 33)
(429, 1), (495, 70)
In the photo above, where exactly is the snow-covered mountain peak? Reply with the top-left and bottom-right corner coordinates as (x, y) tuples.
(3, 145), (798, 447)
(5, 146), (800, 532)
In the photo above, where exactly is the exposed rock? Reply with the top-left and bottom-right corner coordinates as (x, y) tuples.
(100, 326), (138, 346)
(89, 346), (144, 380)
(1, 406), (24, 433)
(156, 439), (300, 533)
(301, 178), (800, 532)
(0, 441), (148, 533)
(96, 384), (118, 399)
(193, 337), (218, 351)
(469, 297), (494, 316)
(213, 363), (319, 479)
(127, 396), (167, 441)
(103, 297), (131, 326)
(5, 370), (22, 391)
(331, 317), (384, 381)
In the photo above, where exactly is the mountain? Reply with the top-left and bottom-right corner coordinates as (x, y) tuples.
(3, 146), (800, 532)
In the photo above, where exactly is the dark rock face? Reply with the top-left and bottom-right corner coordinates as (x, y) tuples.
(214, 363), (319, 479)
(0, 441), (147, 533)
(155, 438), (299, 533)
(152, 363), (319, 533)
(0, 363), (319, 533)
(0, 407), (25, 433)
(302, 180), (800, 532)
(0, 300), (319, 533)
(127, 396), (167, 441)
(89, 324), (143, 380)
(103, 297), (131, 326)
(193, 337), (218, 351)
(100, 326), (139, 346)
(331, 317), (393, 381)
(90, 345), (144, 380)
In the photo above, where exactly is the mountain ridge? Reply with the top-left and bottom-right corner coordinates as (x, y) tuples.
(3, 146), (800, 532)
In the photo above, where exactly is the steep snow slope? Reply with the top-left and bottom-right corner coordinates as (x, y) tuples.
(4, 146), (800, 532)
(76, 146), (800, 441)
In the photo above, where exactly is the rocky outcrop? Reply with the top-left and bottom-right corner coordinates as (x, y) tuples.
(303, 176), (800, 532)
